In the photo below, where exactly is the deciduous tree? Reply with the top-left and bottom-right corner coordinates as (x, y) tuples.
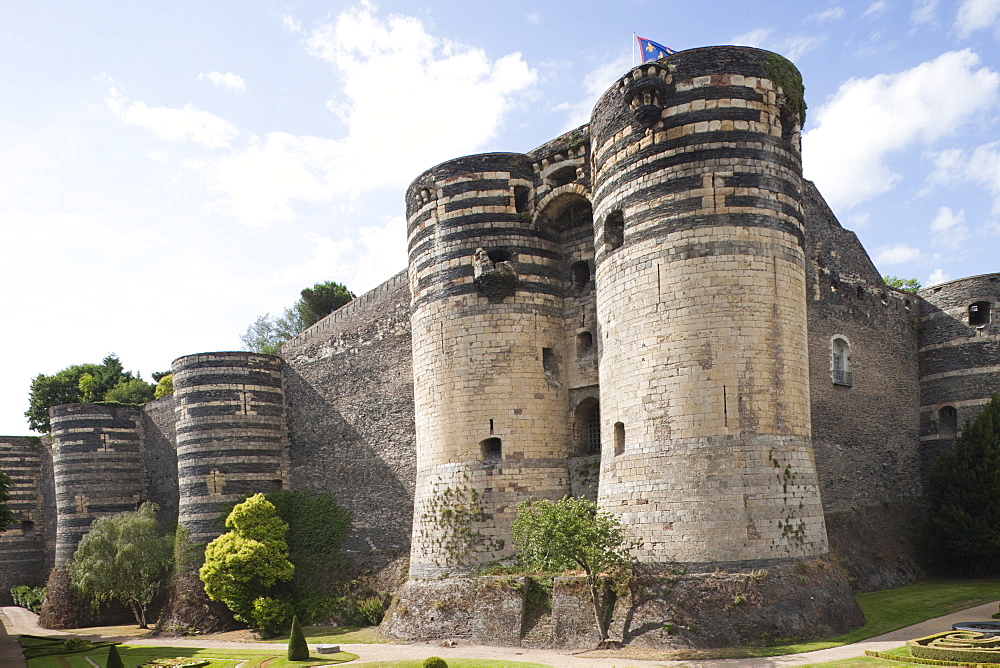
(68, 502), (173, 628)
(199, 493), (294, 629)
(240, 282), (354, 354)
(512, 496), (635, 643)
(883, 275), (921, 294)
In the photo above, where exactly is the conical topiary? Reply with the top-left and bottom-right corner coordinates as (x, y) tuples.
(106, 644), (125, 668)
(287, 614), (309, 661)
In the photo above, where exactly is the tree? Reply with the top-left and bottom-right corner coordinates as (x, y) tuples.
(287, 614), (309, 660)
(884, 275), (921, 294)
(200, 493), (294, 629)
(25, 354), (156, 432)
(511, 496), (635, 643)
(106, 644), (125, 668)
(926, 394), (1000, 577)
(298, 281), (354, 329)
(0, 466), (14, 533)
(154, 373), (173, 399)
(240, 281), (354, 354)
(68, 502), (173, 628)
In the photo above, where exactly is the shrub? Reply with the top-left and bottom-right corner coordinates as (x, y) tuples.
(63, 637), (92, 651)
(287, 615), (309, 661)
(106, 644), (125, 668)
(423, 658), (448, 668)
(10, 585), (45, 612)
(355, 595), (385, 626)
(252, 596), (293, 639)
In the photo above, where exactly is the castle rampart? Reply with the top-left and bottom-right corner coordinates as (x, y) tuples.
(0, 437), (47, 603)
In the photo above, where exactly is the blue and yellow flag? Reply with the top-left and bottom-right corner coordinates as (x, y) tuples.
(636, 36), (676, 63)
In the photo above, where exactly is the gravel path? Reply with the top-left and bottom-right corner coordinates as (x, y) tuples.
(3, 601), (998, 667)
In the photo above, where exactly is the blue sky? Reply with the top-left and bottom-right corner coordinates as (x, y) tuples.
(2, 0), (1000, 435)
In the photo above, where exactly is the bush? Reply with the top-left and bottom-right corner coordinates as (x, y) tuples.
(106, 644), (125, 668)
(252, 596), (293, 639)
(423, 658), (448, 668)
(10, 585), (45, 612)
(287, 615), (309, 661)
(355, 595), (386, 626)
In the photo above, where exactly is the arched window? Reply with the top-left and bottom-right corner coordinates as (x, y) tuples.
(604, 211), (624, 250)
(831, 336), (852, 386)
(576, 331), (594, 357)
(970, 301), (991, 327)
(480, 437), (502, 462)
(939, 406), (958, 437)
(573, 399), (601, 454)
(571, 260), (591, 294)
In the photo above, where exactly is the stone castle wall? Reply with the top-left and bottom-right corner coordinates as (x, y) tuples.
(281, 271), (416, 558)
(590, 47), (826, 564)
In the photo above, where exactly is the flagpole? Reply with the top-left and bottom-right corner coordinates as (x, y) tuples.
(632, 32), (636, 67)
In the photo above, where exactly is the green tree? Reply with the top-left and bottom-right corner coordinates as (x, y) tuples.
(25, 354), (156, 432)
(0, 466), (14, 533)
(68, 502), (173, 628)
(287, 614), (309, 660)
(298, 281), (354, 329)
(926, 394), (1000, 577)
(240, 281), (354, 354)
(153, 373), (173, 399)
(512, 496), (635, 643)
(266, 490), (351, 598)
(200, 493), (294, 629)
(884, 275), (921, 293)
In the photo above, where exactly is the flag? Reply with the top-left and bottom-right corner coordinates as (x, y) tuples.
(636, 36), (676, 63)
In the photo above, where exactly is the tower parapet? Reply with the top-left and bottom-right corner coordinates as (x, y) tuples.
(50, 404), (144, 566)
(590, 46), (827, 564)
(172, 352), (289, 544)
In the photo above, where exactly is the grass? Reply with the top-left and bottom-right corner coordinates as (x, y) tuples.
(350, 662), (551, 667)
(210, 624), (389, 644)
(25, 643), (357, 668)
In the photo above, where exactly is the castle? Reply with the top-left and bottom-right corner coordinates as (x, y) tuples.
(1, 46), (998, 646)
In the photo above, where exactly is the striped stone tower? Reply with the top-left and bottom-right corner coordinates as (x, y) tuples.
(591, 46), (829, 564)
(0, 437), (47, 597)
(50, 404), (144, 566)
(406, 153), (572, 577)
(172, 352), (289, 544)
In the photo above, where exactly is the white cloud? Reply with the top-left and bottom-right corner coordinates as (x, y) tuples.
(912, 0), (940, 25)
(730, 28), (825, 60)
(955, 0), (1000, 37)
(928, 268), (951, 284)
(931, 141), (1000, 212)
(282, 14), (302, 33)
(845, 212), (871, 229)
(875, 244), (923, 264)
(199, 71), (246, 92)
(555, 56), (630, 130)
(863, 1), (890, 18)
(802, 50), (1000, 210)
(351, 215), (408, 291)
(929, 206), (969, 248)
(104, 76), (239, 149)
(526, 10), (541, 25)
(810, 7), (846, 22)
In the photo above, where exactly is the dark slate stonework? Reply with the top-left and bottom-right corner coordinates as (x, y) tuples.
(281, 271), (416, 560)
(802, 180), (924, 588)
(140, 394), (178, 527)
(0, 437), (47, 603)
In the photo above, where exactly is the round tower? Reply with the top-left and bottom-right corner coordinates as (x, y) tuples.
(591, 47), (828, 564)
(50, 404), (144, 566)
(172, 352), (289, 544)
(918, 273), (1000, 467)
(406, 153), (572, 577)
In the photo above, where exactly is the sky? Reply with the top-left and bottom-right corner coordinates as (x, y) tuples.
(2, 0), (1000, 435)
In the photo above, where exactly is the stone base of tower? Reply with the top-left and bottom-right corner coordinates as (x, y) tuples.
(382, 557), (863, 649)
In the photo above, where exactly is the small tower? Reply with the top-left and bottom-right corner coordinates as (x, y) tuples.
(591, 46), (828, 564)
(172, 352), (289, 544)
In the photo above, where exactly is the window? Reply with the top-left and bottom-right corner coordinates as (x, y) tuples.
(21, 520), (35, 538)
(548, 165), (577, 187)
(480, 437), (502, 462)
(586, 405), (601, 454)
(614, 422), (625, 455)
(576, 331), (594, 356)
(571, 260), (591, 294)
(970, 301), (991, 327)
(831, 336), (852, 386)
(939, 406), (958, 437)
(513, 185), (530, 213)
(604, 211), (624, 251)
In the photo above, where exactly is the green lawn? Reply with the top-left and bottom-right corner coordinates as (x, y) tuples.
(351, 661), (550, 667)
(25, 643), (357, 668)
